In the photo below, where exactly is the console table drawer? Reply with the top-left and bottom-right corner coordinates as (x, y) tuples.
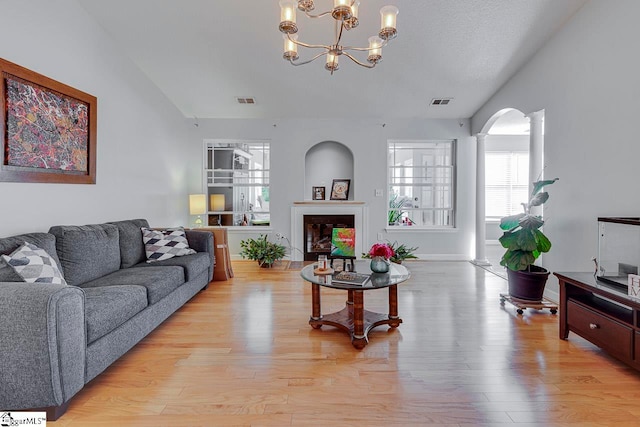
(567, 299), (633, 360)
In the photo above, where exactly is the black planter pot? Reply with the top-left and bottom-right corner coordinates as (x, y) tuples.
(507, 265), (550, 301)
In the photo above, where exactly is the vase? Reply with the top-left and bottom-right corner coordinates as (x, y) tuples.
(370, 256), (390, 273)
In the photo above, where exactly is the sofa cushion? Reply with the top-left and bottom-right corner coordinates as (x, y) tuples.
(49, 224), (121, 287)
(141, 227), (196, 262)
(0, 233), (62, 282)
(1, 242), (67, 285)
(80, 266), (185, 305)
(108, 219), (150, 269)
(83, 285), (148, 344)
(135, 251), (210, 282)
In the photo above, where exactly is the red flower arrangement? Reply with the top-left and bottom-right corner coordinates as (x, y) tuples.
(368, 243), (395, 259)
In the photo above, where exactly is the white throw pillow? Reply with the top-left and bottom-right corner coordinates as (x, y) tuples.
(1, 242), (67, 285)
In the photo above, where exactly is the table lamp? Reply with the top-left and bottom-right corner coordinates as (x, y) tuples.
(189, 194), (206, 228)
(210, 194), (225, 226)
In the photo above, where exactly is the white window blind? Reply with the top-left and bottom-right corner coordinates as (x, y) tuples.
(485, 151), (529, 220)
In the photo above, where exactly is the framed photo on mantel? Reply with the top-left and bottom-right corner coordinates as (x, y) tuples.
(330, 179), (350, 200)
(312, 186), (325, 200)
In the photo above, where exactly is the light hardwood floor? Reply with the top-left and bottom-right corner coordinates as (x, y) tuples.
(55, 261), (640, 426)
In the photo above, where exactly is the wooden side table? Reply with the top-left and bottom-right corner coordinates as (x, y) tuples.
(198, 227), (233, 281)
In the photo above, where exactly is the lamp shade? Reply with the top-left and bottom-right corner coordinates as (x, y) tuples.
(189, 194), (207, 215)
(210, 194), (226, 211)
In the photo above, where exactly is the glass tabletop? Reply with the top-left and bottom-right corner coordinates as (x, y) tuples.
(300, 260), (411, 290)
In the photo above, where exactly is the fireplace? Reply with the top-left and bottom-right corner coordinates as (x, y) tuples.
(291, 202), (368, 262)
(303, 214), (355, 261)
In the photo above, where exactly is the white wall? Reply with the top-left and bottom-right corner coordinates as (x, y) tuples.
(187, 118), (475, 259)
(0, 0), (189, 237)
(472, 0), (640, 296)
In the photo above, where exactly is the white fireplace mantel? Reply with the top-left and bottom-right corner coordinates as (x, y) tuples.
(291, 202), (369, 261)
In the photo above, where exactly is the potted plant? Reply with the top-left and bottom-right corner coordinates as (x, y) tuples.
(239, 234), (286, 268)
(499, 178), (558, 301)
(389, 241), (418, 264)
(388, 193), (412, 226)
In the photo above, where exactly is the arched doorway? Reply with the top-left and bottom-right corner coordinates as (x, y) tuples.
(473, 108), (545, 270)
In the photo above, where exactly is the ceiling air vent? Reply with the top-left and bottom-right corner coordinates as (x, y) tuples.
(430, 98), (452, 106)
(236, 97), (256, 104)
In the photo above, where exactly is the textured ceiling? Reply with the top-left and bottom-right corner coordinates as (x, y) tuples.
(77, 0), (587, 120)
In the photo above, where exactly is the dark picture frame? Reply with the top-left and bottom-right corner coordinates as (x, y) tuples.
(312, 186), (325, 200)
(330, 179), (350, 200)
(0, 58), (97, 184)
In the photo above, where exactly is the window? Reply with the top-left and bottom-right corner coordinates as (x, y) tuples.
(485, 151), (529, 220)
(204, 140), (270, 227)
(388, 140), (455, 228)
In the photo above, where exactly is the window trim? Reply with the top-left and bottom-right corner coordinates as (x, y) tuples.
(387, 139), (457, 229)
(203, 139), (271, 229)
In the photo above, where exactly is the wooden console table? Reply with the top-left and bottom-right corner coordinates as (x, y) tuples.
(198, 227), (233, 281)
(556, 272), (640, 370)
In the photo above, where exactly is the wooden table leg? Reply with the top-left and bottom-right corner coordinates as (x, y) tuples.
(559, 279), (569, 339)
(388, 284), (401, 328)
(309, 283), (323, 329)
(351, 290), (367, 349)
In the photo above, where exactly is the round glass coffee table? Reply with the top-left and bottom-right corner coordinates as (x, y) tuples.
(300, 260), (411, 349)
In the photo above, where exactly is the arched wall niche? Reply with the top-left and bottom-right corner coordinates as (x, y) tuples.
(304, 141), (354, 200)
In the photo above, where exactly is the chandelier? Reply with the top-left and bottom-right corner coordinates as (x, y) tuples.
(278, 0), (399, 73)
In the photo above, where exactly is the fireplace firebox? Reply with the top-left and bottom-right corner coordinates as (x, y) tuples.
(303, 214), (355, 261)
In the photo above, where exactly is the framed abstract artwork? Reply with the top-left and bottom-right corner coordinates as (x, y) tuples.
(0, 58), (97, 184)
(330, 179), (350, 200)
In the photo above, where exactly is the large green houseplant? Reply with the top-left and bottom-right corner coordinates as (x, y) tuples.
(499, 178), (558, 301)
(239, 234), (286, 267)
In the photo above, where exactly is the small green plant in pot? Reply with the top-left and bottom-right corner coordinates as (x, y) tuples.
(239, 234), (286, 268)
(362, 241), (418, 264)
(499, 178), (558, 301)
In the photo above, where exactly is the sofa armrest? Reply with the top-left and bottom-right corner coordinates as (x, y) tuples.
(0, 282), (86, 410)
(185, 230), (214, 281)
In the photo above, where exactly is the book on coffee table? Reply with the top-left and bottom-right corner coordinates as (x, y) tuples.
(332, 271), (370, 286)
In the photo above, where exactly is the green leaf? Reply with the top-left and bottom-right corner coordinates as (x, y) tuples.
(519, 214), (544, 230)
(500, 213), (525, 231)
(516, 229), (538, 251)
(534, 229), (551, 253)
(499, 231), (518, 249)
(529, 191), (549, 207)
(531, 178), (558, 196)
(500, 250), (536, 271)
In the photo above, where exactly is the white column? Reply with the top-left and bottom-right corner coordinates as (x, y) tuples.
(526, 110), (544, 216)
(472, 133), (490, 266)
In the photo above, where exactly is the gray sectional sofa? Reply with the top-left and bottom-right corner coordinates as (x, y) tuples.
(0, 219), (214, 420)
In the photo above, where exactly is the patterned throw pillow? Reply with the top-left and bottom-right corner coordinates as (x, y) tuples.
(141, 227), (196, 263)
(1, 242), (67, 285)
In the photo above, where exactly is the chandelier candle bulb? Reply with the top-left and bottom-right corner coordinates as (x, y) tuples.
(325, 53), (339, 71)
(367, 36), (382, 63)
(379, 5), (398, 40)
(279, 0), (298, 34)
(332, 0), (353, 20)
(283, 34), (299, 60)
(345, 0), (360, 29)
